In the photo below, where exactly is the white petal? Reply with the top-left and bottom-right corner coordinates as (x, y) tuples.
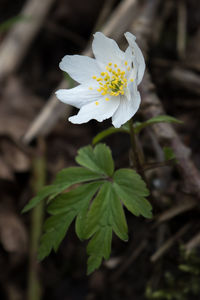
(56, 83), (99, 108)
(124, 46), (137, 81)
(124, 32), (145, 85)
(112, 83), (141, 128)
(59, 55), (101, 84)
(69, 96), (120, 124)
(124, 46), (133, 66)
(92, 32), (125, 66)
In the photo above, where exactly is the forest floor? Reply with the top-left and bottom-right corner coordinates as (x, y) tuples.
(0, 0), (200, 299)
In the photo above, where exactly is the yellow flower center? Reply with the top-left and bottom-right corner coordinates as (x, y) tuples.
(92, 62), (128, 97)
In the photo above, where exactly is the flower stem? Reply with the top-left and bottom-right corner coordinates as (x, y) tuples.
(27, 138), (46, 300)
(128, 118), (146, 181)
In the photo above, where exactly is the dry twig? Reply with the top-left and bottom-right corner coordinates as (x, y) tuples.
(151, 224), (190, 262)
(168, 67), (200, 95)
(185, 232), (200, 253)
(177, 0), (187, 59)
(0, 0), (56, 81)
(129, 0), (200, 198)
(111, 240), (147, 282)
(156, 198), (197, 224)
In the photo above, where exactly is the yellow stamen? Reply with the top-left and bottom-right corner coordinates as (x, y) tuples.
(95, 101), (99, 105)
(130, 78), (134, 82)
(92, 62), (128, 98)
(125, 61), (128, 66)
(89, 87), (93, 90)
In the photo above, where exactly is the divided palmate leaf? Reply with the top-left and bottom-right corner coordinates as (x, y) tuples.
(22, 167), (104, 213)
(38, 181), (102, 260)
(38, 211), (75, 261)
(85, 181), (128, 274)
(75, 144), (114, 177)
(23, 143), (152, 275)
(113, 169), (152, 219)
(48, 181), (103, 240)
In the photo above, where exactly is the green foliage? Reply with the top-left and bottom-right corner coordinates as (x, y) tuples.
(134, 115), (182, 134)
(0, 15), (31, 33)
(113, 169), (152, 218)
(146, 248), (200, 300)
(76, 143), (114, 176)
(92, 115), (182, 145)
(84, 181), (128, 274)
(163, 147), (177, 163)
(92, 127), (128, 145)
(23, 143), (152, 274)
(22, 167), (102, 213)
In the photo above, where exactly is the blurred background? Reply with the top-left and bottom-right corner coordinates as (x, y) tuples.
(0, 0), (200, 299)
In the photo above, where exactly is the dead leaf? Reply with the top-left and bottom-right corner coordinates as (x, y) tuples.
(0, 211), (28, 254)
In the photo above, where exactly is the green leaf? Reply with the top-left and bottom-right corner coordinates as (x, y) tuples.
(91, 116), (182, 144)
(92, 127), (128, 145)
(38, 181), (102, 260)
(134, 115), (183, 134)
(53, 167), (103, 186)
(113, 169), (152, 218)
(48, 181), (103, 240)
(111, 188), (129, 241)
(94, 144), (114, 177)
(22, 185), (60, 213)
(0, 15), (31, 33)
(38, 211), (75, 260)
(85, 181), (128, 274)
(22, 167), (103, 213)
(163, 147), (177, 162)
(87, 254), (102, 276)
(75, 144), (114, 177)
(87, 227), (112, 275)
(48, 181), (102, 215)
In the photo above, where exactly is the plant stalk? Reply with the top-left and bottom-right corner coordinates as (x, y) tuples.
(27, 138), (46, 300)
(128, 119), (146, 181)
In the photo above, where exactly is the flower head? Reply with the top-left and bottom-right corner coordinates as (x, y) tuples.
(56, 32), (145, 128)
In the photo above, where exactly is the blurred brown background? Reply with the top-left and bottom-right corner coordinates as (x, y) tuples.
(0, 0), (200, 299)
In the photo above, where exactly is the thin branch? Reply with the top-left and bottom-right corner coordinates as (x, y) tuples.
(185, 232), (200, 253)
(111, 240), (147, 282)
(0, 0), (56, 81)
(156, 197), (197, 224)
(129, 0), (200, 198)
(150, 223), (191, 262)
(177, 0), (187, 59)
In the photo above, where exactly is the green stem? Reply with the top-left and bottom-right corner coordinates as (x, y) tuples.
(128, 119), (146, 181)
(27, 139), (46, 300)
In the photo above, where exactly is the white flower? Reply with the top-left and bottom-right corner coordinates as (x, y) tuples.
(56, 32), (145, 128)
